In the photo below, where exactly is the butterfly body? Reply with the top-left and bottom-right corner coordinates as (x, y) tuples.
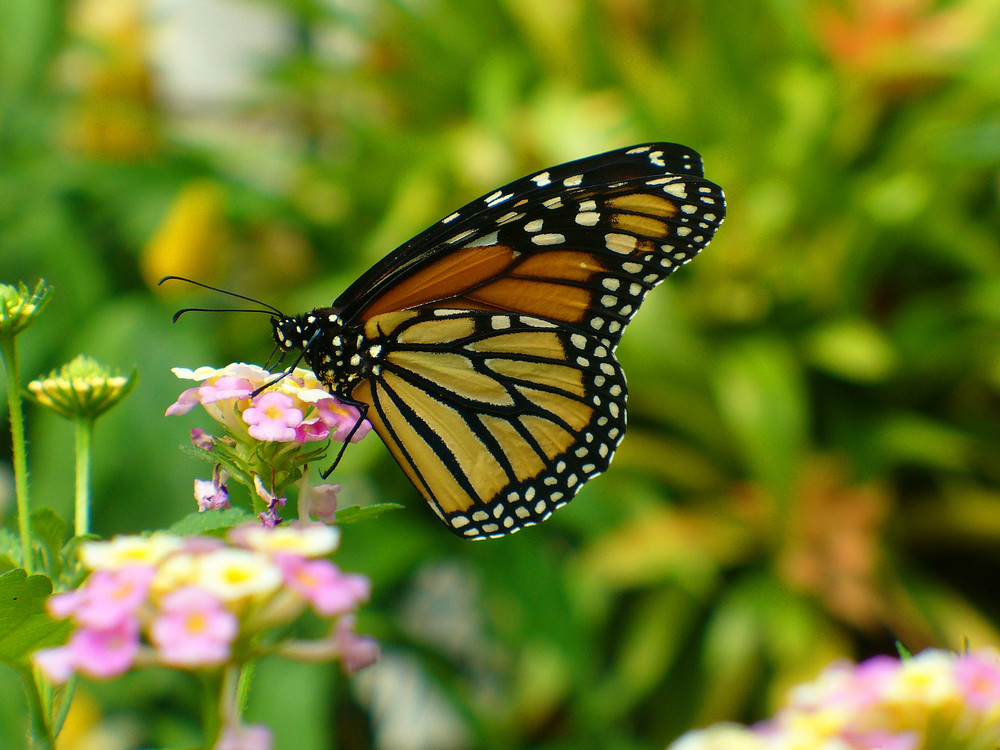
(272, 143), (725, 539)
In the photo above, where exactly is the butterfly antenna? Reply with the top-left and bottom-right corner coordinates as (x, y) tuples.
(171, 307), (279, 323)
(321, 400), (370, 478)
(159, 276), (284, 316)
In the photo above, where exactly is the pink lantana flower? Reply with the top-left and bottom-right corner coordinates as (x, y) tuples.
(215, 722), (273, 750)
(253, 475), (287, 528)
(317, 398), (371, 442)
(33, 529), (377, 684)
(168, 362), (374, 524)
(276, 556), (370, 616)
(167, 363), (369, 448)
(667, 649), (1000, 750)
(151, 587), (238, 667)
(298, 476), (340, 523)
(333, 615), (380, 675)
(242, 392), (302, 442)
(955, 652), (1000, 711)
(35, 618), (141, 682)
(196, 466), (230, 511)
(52, 566), (154, 629)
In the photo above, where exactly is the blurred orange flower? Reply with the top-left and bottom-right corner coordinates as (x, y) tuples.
(816, 0), (997, 84)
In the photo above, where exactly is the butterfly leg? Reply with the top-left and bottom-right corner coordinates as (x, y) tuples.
(320, 398), (371, 479)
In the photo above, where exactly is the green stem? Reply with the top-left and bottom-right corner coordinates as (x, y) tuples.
(21, 668), (54, 750)
(74, 417), (94, 537)
(1, 336), (33, 572)
(235, 661), (256, 717)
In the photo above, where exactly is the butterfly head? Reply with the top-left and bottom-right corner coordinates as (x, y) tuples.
(272, 309), (339, 352)
(272, 308), (359, 395)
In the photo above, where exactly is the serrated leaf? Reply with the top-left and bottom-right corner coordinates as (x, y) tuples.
(335, 503), (405, 525)
(32, 507), (70, 579)
(0, 528), (23, 569)
(0, 570), (70, 667)
(169, 508), (253, 536)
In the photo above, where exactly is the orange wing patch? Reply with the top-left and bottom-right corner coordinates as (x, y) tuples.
(361, 245), (517, 319)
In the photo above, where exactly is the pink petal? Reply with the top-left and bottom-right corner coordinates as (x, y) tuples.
(70, 619), (140, 679)
(294, 420), (330, 444)
(151, 588), (238, 667)
(298, 482), (339, 523)
(166, 387), (202, 416)
(32, 646), (76, 683)
(191, 428), (215, 450)
(199, 376), (255, 403)
(47, 589), (85, 619)
(317, 400), (372, 443)
(334, 615), (379, 674)
(214, 723), (273, 750)
(74, 567), (155, 629)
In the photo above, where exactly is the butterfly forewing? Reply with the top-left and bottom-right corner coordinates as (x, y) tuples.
(350, 309), (627, 538)
(334, 143), (723, 331)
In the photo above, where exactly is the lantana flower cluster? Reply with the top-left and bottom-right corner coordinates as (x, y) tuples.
(669, 648), (1000, 750)
(33, 525), (378, 683)
(168, 363), (369, 445)
(167, 363), (372, 523)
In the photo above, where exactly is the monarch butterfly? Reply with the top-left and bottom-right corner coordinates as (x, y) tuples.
(271, 143), (725, 539)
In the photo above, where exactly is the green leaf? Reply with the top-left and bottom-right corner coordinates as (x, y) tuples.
(169, 508), (253, 537)
(804, 318), (897, 382)
(335, 503), (405, 525)
(712, 337), (809, 504)
(32, 507), (70, 579)
(0, 528), (21, 571)
(0, 554), (19, 574)
(0, 569), (71, 667)
(180, 445), (253, 490)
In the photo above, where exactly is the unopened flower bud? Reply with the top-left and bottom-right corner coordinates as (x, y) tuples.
(29, 355), (136, 420)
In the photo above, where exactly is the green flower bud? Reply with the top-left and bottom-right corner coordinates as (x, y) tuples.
(29, 355), (137, 420)
(0, 280), (52, 339)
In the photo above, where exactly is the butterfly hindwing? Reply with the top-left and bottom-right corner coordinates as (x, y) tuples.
(350, 309), (627, 538)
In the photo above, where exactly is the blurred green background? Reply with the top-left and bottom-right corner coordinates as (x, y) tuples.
(3, 0), (1000, 748)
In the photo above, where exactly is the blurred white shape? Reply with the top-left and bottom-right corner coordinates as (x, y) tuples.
(354, 652), (471, 750)
(146, 0), (293, 107)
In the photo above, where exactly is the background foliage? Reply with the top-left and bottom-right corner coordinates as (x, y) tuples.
(3, 0), (1000, 748)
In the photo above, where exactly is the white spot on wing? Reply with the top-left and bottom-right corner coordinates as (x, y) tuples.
(532, 233), (566, 246)
(464, 231), (500, 248)
(605, 233), (637, 254)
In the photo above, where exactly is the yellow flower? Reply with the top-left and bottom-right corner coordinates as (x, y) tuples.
(81, 533), (183, 570)
(230, 522), (341, 558)
(151, 551), (202, 596)
(669, 724), (765, 750)
(196, 549), (282, 602)
(142, 180), (228, 289)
